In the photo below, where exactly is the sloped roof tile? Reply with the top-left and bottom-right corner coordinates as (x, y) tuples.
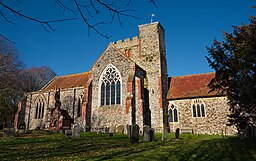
(41, 72), (91, 92)
(167, 72), (221, 100)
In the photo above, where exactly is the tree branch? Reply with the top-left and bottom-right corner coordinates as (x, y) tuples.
(0, 1), (76, 32)
(73, 0), (110, 39)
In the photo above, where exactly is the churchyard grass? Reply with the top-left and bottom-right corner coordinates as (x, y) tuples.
(0, 132), (255, 161)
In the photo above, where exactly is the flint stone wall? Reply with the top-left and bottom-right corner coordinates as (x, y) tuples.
(24, 87), (85, 130)
(169, 96), (237, 135)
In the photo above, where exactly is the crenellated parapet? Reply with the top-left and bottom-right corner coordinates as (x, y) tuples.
(113, 36), (139, 49)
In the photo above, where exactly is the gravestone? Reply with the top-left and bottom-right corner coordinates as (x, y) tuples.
(143, 125), (150, 142)
(149, 128), (155, 141)
(175, 128), (180, 139)
(72, 124), (80, 139)
(143, 126), (155, 142)
(3, 128), (15, 137)
(129, 124), (139, 144)
(127, 124), (131, 137)
(109, 126), (115, 137)
(116, 125), (124, 133)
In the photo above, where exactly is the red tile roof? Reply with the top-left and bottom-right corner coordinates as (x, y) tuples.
(167, 72), (221, 100)
(41, 72), (91, 92)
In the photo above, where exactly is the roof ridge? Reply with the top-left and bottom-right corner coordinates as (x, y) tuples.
(57, 71), (90, 78)
(170, 72), (215, 78)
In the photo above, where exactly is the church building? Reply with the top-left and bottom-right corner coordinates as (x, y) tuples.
(15, 22), (236, 135)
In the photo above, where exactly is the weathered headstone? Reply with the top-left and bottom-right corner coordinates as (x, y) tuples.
(175, 128), (180, 139)
(109, 126), (115, 137)
(123, 124), (128, 134)
(72, 124), (80, 139)
(143, 126), (155, 142)
(117, 125), (124, 133)
(129, 124), (139, 144)
(143, 125), (150, 142)
(3, 128), (15, 137)
(149, 128), (155, 141)
(127, 124), (131, 137)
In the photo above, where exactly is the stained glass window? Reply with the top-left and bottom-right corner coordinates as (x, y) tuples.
(100, 64), (121, 106)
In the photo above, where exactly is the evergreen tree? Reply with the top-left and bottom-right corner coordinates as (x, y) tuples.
(206, 15), (256, 136)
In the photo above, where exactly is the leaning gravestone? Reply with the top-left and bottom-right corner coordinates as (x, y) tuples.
(129, 124), (139, 144)
(72, 124), (80, 139)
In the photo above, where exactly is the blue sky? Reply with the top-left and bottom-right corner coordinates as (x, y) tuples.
(1, 0), (255, 77)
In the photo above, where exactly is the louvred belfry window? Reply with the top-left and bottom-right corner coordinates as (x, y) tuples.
(100, 64), (121, 106)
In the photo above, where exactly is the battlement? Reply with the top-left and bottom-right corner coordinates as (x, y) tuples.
(114, 36), (139, 44)
(113, 36), (139, 49)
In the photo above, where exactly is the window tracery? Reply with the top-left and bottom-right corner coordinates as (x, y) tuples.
(168, 104), (178, 122)
(100, 64), (121, 106)
(192, 99), (205, 117)
(35, 97), (44, 119)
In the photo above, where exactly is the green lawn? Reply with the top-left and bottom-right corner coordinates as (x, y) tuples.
(0, 132), (255, 161)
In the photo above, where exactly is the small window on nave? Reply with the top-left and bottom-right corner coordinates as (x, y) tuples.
(100, 64), (121, 106)
(35, 97), (45, 119)
(168, 104), (179, 122)
(192, 99), (205, 117)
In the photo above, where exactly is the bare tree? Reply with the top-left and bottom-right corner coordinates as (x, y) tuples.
(0, 37), (23, 126)
(21, 66), (57, 92)
(0, 37), (56, 126)
(0, 0), (156, 39)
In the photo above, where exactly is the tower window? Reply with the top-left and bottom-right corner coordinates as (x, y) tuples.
(100, 64), (122, 106)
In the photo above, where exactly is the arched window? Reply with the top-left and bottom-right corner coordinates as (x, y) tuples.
(100, 64), (121, 106)
(192, 99), (206, 117)
(35, 97), (44, 119)
(168, 104), (178, 122)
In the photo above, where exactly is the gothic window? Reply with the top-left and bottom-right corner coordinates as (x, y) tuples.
(192, 99), (206, 117)
(35, 97), (44, 119)
(77, 94), (84, 117)
(168, 104), (178, 122)
(100, 64), (122, 106)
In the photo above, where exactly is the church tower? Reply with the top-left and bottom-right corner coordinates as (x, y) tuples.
(136, 22), (168, 131)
